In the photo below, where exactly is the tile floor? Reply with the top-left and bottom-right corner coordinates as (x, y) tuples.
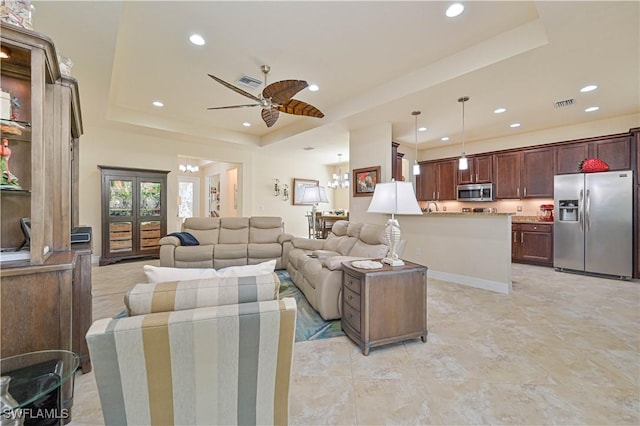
(70, 260), (639, 425)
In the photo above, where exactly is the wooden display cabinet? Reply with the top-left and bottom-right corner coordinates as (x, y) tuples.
(416, 159), (457, 201)
(1, 23), (93, 374)
(98, 166), (169, 265)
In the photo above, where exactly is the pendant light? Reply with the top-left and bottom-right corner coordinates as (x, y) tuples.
(458, 96), (469, 170)
(412, 111), (421, 175)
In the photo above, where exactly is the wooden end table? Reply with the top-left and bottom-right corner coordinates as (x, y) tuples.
(341, 259), (428, 355)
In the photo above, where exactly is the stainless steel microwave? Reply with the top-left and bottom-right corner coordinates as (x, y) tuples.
(457, 183), (494, 202)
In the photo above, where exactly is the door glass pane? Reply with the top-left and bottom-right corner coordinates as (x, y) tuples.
(109, 222), (132, 253)
(178, 181), (194, 220)
(109, 179), (133, 216)
(140, 181), (161, 217)
(140, 220), (161, 250)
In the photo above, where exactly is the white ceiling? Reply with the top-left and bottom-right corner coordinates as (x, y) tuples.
(32, 1), (639, 165)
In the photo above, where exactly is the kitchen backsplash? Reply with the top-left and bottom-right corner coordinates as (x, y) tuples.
(419, 198), (554, 217)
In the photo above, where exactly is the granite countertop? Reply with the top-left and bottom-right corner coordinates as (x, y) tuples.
(512, 215), (555, 224)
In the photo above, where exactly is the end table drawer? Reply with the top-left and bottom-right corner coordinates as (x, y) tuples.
(342, 303), (361, 333)
(343, 286), (360, 310)
(343, 273), (361, 294)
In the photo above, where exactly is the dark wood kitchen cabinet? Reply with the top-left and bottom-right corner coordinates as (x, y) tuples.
(416, 159), (457, 201)
(391, 142), (405, 181)
(512, 223), (553, 266)
(458, 154), (493, 184)
(556, 135), (632, 174)
(495, 147), (554, 199)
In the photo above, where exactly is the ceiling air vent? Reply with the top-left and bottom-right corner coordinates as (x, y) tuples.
(554, 98), (575, 108)
(236, 75), (262, 89)
(303, 146), (315, 151)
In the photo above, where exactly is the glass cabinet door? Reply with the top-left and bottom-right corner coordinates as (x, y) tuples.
(139, 181), (161, 217)
(108, 179), (133, 217)
(138, 180), (162, 251)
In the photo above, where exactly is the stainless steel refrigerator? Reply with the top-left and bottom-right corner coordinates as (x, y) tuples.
(554, 170), (633, 279)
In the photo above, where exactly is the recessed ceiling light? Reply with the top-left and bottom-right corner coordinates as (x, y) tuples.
(580, 84), (598, 93)
(494, 107), (506, 114)
(242, 122), (251, 127)
(585, 106), (600, 112)
(418, 127), (427, 132)
(308, 84), (319, 92)
(189, 34), (205, 46)
(441, 137), (449, 141)
(510, 123), (521, 128)
(152, 101), (164, 107)
(446, 3), (464, 18)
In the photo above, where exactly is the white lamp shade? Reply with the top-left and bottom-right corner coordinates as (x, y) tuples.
(300, 185), (328, 204)
(367, 181), (422, 215)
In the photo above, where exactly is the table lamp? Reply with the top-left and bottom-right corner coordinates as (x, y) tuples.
(367, 181), (422, 266)
(300, 185), (329, 239)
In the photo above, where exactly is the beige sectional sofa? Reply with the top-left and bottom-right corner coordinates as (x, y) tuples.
(159, 216), (293, 269)
(286, 220), (391, 320)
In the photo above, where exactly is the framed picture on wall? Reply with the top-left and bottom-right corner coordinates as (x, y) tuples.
(293, 178), (319, 205)
(353, 166), (381, 197)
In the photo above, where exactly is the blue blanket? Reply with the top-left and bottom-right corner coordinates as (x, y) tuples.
(167, 232), (199, 246)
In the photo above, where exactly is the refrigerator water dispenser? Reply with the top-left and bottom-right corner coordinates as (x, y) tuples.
(558, 200), (578, 221)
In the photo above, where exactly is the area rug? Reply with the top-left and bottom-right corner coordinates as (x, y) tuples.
(276, 270), (345, 342)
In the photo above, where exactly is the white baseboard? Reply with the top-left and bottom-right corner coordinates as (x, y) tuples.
(428, 270), (512, 294)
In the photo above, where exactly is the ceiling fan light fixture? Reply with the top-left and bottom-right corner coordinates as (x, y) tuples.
(0, 46), (11, 59)
(308, 84), (319, 92)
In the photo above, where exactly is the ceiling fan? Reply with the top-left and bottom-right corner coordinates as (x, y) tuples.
(207, 65), (324, 127)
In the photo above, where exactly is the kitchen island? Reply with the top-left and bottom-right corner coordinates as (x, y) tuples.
(399, 212), (515, 294)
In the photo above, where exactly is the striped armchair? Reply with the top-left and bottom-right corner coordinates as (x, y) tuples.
(86, 274), (296, 425)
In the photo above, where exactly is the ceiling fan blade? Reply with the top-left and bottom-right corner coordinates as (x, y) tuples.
(276, 99), (324, 118)
(207, 103), (260, 110)
(208, 74), (262, 102)
(263, 80), (308, 104)
(261, 108), (280, 127)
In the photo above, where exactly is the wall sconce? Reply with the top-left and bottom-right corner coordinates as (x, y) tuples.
(283, 184), (289, 201)
(274, 178), (280, 196)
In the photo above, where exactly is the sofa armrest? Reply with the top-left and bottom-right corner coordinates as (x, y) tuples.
(159, 236), (181, 247)
(278, 233), (294, 244)
(322, 256), (373, 271)
(291, 237), (325, 250)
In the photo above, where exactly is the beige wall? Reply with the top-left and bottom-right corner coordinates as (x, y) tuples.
(80, 125), (335, 259)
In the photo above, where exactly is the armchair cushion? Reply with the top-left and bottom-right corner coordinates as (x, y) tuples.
(125, 272), (280, 315)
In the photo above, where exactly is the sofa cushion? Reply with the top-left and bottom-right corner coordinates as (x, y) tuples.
(322, 233), (342, 252)
(349, 240), (389, 258)
(336, 236), (358, 255)
(175, 245), (215, 262)
(124, 272), (280, 316)
(219, 218), (250, 244)
(144, 265), (218, 283)
(249, 217), (283, 243)
(214, 243), (248, 259)
(330, 220), (349, 236)
(248, 243), (282, 259)
(346, 222), (364, 239)
(183, 217), (220, 245)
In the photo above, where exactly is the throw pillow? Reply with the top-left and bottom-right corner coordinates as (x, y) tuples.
(216, 259), (277, 277)
(143, 264), (218, 283)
